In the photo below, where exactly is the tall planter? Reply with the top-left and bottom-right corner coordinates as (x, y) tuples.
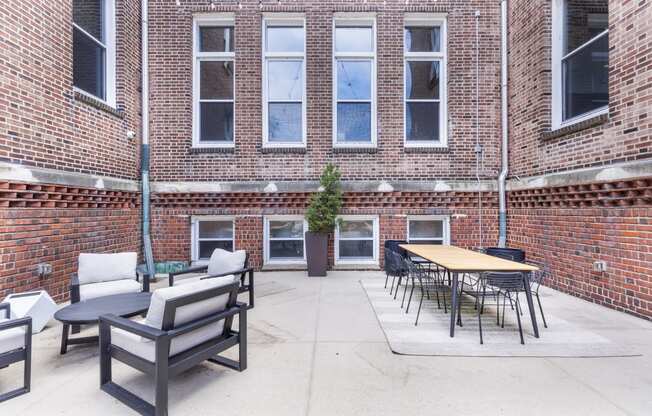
(305, 232), (328, 277)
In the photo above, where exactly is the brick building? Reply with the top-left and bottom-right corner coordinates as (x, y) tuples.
(1, 0), (651, 319)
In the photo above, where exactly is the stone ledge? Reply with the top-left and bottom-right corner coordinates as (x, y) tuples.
(404, 146), (450, 154)
(189, 147), (235, 154)
(333, 147), (378, 154)
(541, 113), (608, 141)
(74, 91), (125, 119)
(260, 147), (307, 154)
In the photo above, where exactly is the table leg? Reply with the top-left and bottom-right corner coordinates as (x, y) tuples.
(523, 272), (540, 338)
(60, 323), (69, 355)
(449, 272), (459, 338)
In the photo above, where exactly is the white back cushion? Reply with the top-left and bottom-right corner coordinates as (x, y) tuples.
(78, 252), (138, 285)
(145, 275), (236, 330)
(207, 249), (246, 276)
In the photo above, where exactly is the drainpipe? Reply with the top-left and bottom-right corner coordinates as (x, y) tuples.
(475, 10), (484, 249)
(141, 0), (155, 278)
(498, 0), (509, 248)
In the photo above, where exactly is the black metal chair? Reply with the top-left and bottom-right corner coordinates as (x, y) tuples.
(479, 272), (527, 344)
(0, 302), (32, 403)
(99, 278), (247, 416)
(403, 257), (449, 326)
(383, 240), (408, 294)
(169, 251), (254, 309)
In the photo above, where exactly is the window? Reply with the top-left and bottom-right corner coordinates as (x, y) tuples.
(552, 0), (608, 128)
(407, 216), (450, 245)
(264, 216), (307, 264)
(193, 15), (235, 147)
(263, 16), (306, 147)
(404, 16), (447, 147)
(72, 0), (116, 106)
(335, 216), (379, 264)
(191, 217), (235, 262)
(333, 16), (376, 147)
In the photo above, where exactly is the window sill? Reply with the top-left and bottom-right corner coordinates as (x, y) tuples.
(74, 90), (124, 119)
(542, 113), (608, 141)
(333, 147), (378, 154)
(404, 146), (449, 153)
(261, 147), (307, 154)
(190, 146), (235, 154)
(332, 264), (381, 271)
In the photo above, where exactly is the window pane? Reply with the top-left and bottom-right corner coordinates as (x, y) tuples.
(337, 103), (371, 142)
(340, 220), (373, 238)
(266, 26), (304, 52)
(405, 61), (439, 99)
(406, 102), (439, 141)
(200, 102), (233, 142)
(199, 27), (234, 52)
(335, 27), (373, 52)
(270, 220), (304, 238)
(73, 0), (103, 42)
(199, 221), (233, 239)
(339, 240), (374, 258)
(563, 33), (608, 120)
(405, 26), (440, 53)
(269, 103), (302, 141)
(199, 240), (233, 258)
(268, 61), (303, 101)
(337, 61), (371, 100)
(409, 220), (443, 239)
(73, 27), (105, 99)
(200, 61), (234, 100)
(270, 241), (304, 259)
(564, 1), (608, 54)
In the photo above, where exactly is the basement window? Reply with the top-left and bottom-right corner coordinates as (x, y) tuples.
(552, 0), (609, 129)
(193, 15), (235, 148)
(407, 216), (450, 245)
(191, 217), (235, 261)
(335, 216), (379, 265)
(264, 216), (307, 264)
(72, 0), (116, 106)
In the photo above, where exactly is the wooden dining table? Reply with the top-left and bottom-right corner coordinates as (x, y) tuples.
(399, 244), (540, 338)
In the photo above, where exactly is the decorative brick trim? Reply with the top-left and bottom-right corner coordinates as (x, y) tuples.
(404, 146), (450, 154)
(333, 147), (378, 154)
(73, 91), (125, 119)
(332, 5), (379, 12)
(186, 4), (237, 13)
(541, 113), (608, 141)
(189, 147), (235, 154)
(0, 180), (140, 208)
(508, 177), (652, 208)
(405, 5), (448, 13)
(152, 190), (498, 209)
(260, 147), (307, 154)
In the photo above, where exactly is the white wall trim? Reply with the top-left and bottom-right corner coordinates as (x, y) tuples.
(263, 215), (308, 265)
(334, 215), (379, 266)
(190, 215), (235, 262)
(406, 215), (450, 245)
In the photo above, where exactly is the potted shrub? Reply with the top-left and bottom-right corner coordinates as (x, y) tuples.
(305, 164), (343, 276)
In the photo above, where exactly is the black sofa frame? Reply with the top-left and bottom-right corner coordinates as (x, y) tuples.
(0, 302), (32, 403)
(99, 282), (247, 416)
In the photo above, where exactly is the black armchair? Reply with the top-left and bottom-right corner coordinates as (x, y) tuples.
(99, 280), (247, 416)
(169, 252), (254, 309)
(0, 302), (32, 403)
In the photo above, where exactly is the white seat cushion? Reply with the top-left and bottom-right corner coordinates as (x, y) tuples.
(173, 274), (209, 286)
(79, 279), (141, 301)
(0, 319), (26, 354)
(78, 252), (138, 285)
(207, 249), (246, 276)
(111, 276), (237, 362)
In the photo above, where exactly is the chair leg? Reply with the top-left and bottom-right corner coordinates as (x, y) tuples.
(415, 291), (424, 326)
(239, 307), (248, 371)
(501, 294), (507, 328)
(384, 271), (389, 289)
(478, 285), (486, 344)
(394, 276), (402, 300)
(536, 292), (548, 328)
(406, 283), (416, 314)
(401, 277), (410, 308)
(515, 296), (525, 345)
(389, 275), (396, 295)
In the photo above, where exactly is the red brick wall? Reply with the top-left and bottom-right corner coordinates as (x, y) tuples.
(148, 0), (502, 182)
(0, 207), (141, 302)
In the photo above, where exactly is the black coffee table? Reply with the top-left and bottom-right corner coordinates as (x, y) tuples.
(54, 292), (152, 354)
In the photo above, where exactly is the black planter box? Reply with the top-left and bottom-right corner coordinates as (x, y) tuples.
(305, 232), (328, 277)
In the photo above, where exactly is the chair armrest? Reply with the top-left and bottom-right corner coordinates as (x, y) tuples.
(167, 305), (244, 339)
(0, 302), (9, 319)
(201, 267), (253, 280)
(168, 264), (209, 286)
(0, 316), (31, 332)
(70, 273), (80, 303)
(99, 314), (166, 341)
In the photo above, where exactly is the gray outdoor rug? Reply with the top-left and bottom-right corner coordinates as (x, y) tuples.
(361, 279), (644, 357)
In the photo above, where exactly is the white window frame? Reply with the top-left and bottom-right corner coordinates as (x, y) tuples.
(334, 215), (379, 265)
(551, 0), (609, 130)
(403, 14), (448, 148)
(262, 14), (307, 148)
(72, 0), (116, 107)
(190, 216), (235, 263)
(332, 14), (377, 149)
(263, 215), (308, 265)
(406, 215), (450, 245)
(192, 14), (236, 148)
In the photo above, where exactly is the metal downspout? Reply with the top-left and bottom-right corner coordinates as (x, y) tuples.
(141, 0), (155, 277)
(498, 0), (509, 247)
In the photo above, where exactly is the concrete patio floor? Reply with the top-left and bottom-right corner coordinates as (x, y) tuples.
(2, 271), (652, 415)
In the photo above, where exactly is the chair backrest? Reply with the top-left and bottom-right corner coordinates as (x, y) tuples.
(384, 240), (407, 275)
(484, 271), (525, 291)
(485, 247), (525, 262)
(78, 252), (138, 285)
(207, 249), (247, 276)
